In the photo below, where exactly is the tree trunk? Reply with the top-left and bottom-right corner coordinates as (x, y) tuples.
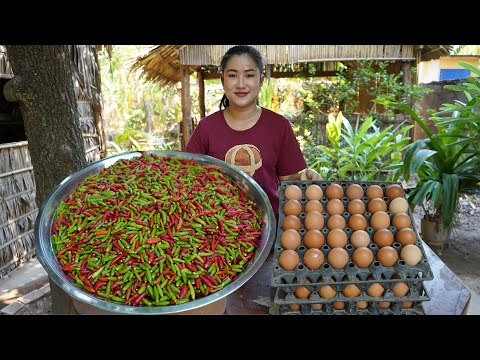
(4, 45), (88, 314)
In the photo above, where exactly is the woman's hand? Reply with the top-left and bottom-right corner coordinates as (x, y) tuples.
(300, 168), (322, 180)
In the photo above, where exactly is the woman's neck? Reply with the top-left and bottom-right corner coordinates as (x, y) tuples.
(224, 105), (262, 131)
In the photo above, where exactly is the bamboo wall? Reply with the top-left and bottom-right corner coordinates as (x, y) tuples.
(0, 141), (37, 278)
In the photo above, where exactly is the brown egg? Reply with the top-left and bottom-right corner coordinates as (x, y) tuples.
(392, 213), (411, 229)
(392, 282), (410, 297)
(347, 199), (366, 215)
(367, 198), (387, 213)
(385, 184), (404, 199)
(288, 304), (300, 311)
(304, 210), (324, 230)
(333, 301), (345, 310)
(352, 246), (374, 268)
(348, 214), (368, 231)
(342, 283), (361, 298)
(346, 184), (364, 200)
(303, 248), (324, 270)
(283, 199), (302, 216)
(389, 197), (409, 215)
(376, 246), (398, 267)
(379, 301), (391, 309)
(303, 229), (325, 248)
(284, 184), (303, 200)
(280, 229), (302, 250)
(294, 283), (312, 299)
(396, 228), (417, 246)
(366, 283), (385, 297)
(278, 249), (300, 270)
(327, 228), (348, 248)
(400, 244), (422, 266)
(325, 183), (344, 200)
(282, 215), (302, 231)
(305, 184), (323, 200)
(350, 230), (371, 247)
(327, 214), (346, 230)
(402, 301), (414, 308)
(373, 228), (394, 248)
(327, 247), (349, 269)
(305, 199), (323, 213)
(326, 199), (344, 215)
(356, 301), (368, 309)
(365, 184), (384, 199)
(370, 211), (390, 230)
(310, 303), (323, 310)
(319, 285), (336, 299)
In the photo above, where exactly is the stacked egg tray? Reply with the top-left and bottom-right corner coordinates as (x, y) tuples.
(271, 180), (434, 315)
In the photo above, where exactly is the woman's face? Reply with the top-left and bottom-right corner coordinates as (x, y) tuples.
(222, 54), (263, 109)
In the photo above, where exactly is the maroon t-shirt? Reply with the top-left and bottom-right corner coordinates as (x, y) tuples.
(185, 107), (307, 220)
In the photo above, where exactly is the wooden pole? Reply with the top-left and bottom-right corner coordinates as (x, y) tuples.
(197, 68), (206, 120)
(180, 65), (192, 150)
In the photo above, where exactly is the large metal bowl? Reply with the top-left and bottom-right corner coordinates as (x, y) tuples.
(35, 150), (275, 314)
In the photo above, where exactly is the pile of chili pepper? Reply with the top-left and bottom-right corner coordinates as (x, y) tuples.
(51, 153), (263, 307)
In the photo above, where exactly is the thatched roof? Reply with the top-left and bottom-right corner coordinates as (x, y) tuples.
(132, 45), (453, 85)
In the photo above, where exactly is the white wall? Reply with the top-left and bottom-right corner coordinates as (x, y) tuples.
(418, 59), (440, 84)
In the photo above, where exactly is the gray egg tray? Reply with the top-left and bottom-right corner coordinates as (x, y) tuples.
(273, 279), (430, 306)
(272, 180), (434, 289)
(276, 301), (426, 315)
(271, 180), (435, 315)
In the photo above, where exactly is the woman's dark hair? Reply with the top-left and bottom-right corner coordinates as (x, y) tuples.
(219, 45), (265, 110)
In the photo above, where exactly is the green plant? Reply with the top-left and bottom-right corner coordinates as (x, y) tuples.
(378, 62), (480, 229)
(259, 79), (274, 109)
(110, 128), (171, 155)
(307, 113), (412, 181)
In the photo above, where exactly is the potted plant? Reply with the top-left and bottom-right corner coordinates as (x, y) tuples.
(378, 62), (480, 248)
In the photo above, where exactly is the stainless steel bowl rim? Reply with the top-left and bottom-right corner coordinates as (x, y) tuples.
(35, 150), (275, 314)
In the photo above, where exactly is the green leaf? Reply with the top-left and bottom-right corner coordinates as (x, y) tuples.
(441, 174), (459, 229)
(458, 61), (480, 77)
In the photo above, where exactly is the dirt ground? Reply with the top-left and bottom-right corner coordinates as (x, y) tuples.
(415, 193), (480, 297)
(17, 194), (480, 315)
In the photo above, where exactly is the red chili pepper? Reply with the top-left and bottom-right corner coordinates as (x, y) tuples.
(145, 238), (161, 244)
(67, 272), (76, 281)
(110, 254), (123, 268)
(185, 262), (196, 272)
(178, 286), (188, 300)
(200, 275), (214, 287)
(125, 233), (135, 242)
(94, 280), (107, 292)
(133, 219), (147, 226)
(204, 274), (218, 286)
(81, 275), (94, 289)
(162, 269), (176, 276)
(61, 261), (76, 271)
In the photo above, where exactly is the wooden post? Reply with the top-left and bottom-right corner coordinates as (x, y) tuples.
(197, 68), (206, 120)
(180, 65), (191, 150)
(402, 61), (414, 142)
(265, 64), (272, 80)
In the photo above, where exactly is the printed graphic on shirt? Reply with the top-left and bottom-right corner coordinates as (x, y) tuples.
(225, 144), (262, 176)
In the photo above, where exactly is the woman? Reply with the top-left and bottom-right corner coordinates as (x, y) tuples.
(186, 45), (321, 220)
